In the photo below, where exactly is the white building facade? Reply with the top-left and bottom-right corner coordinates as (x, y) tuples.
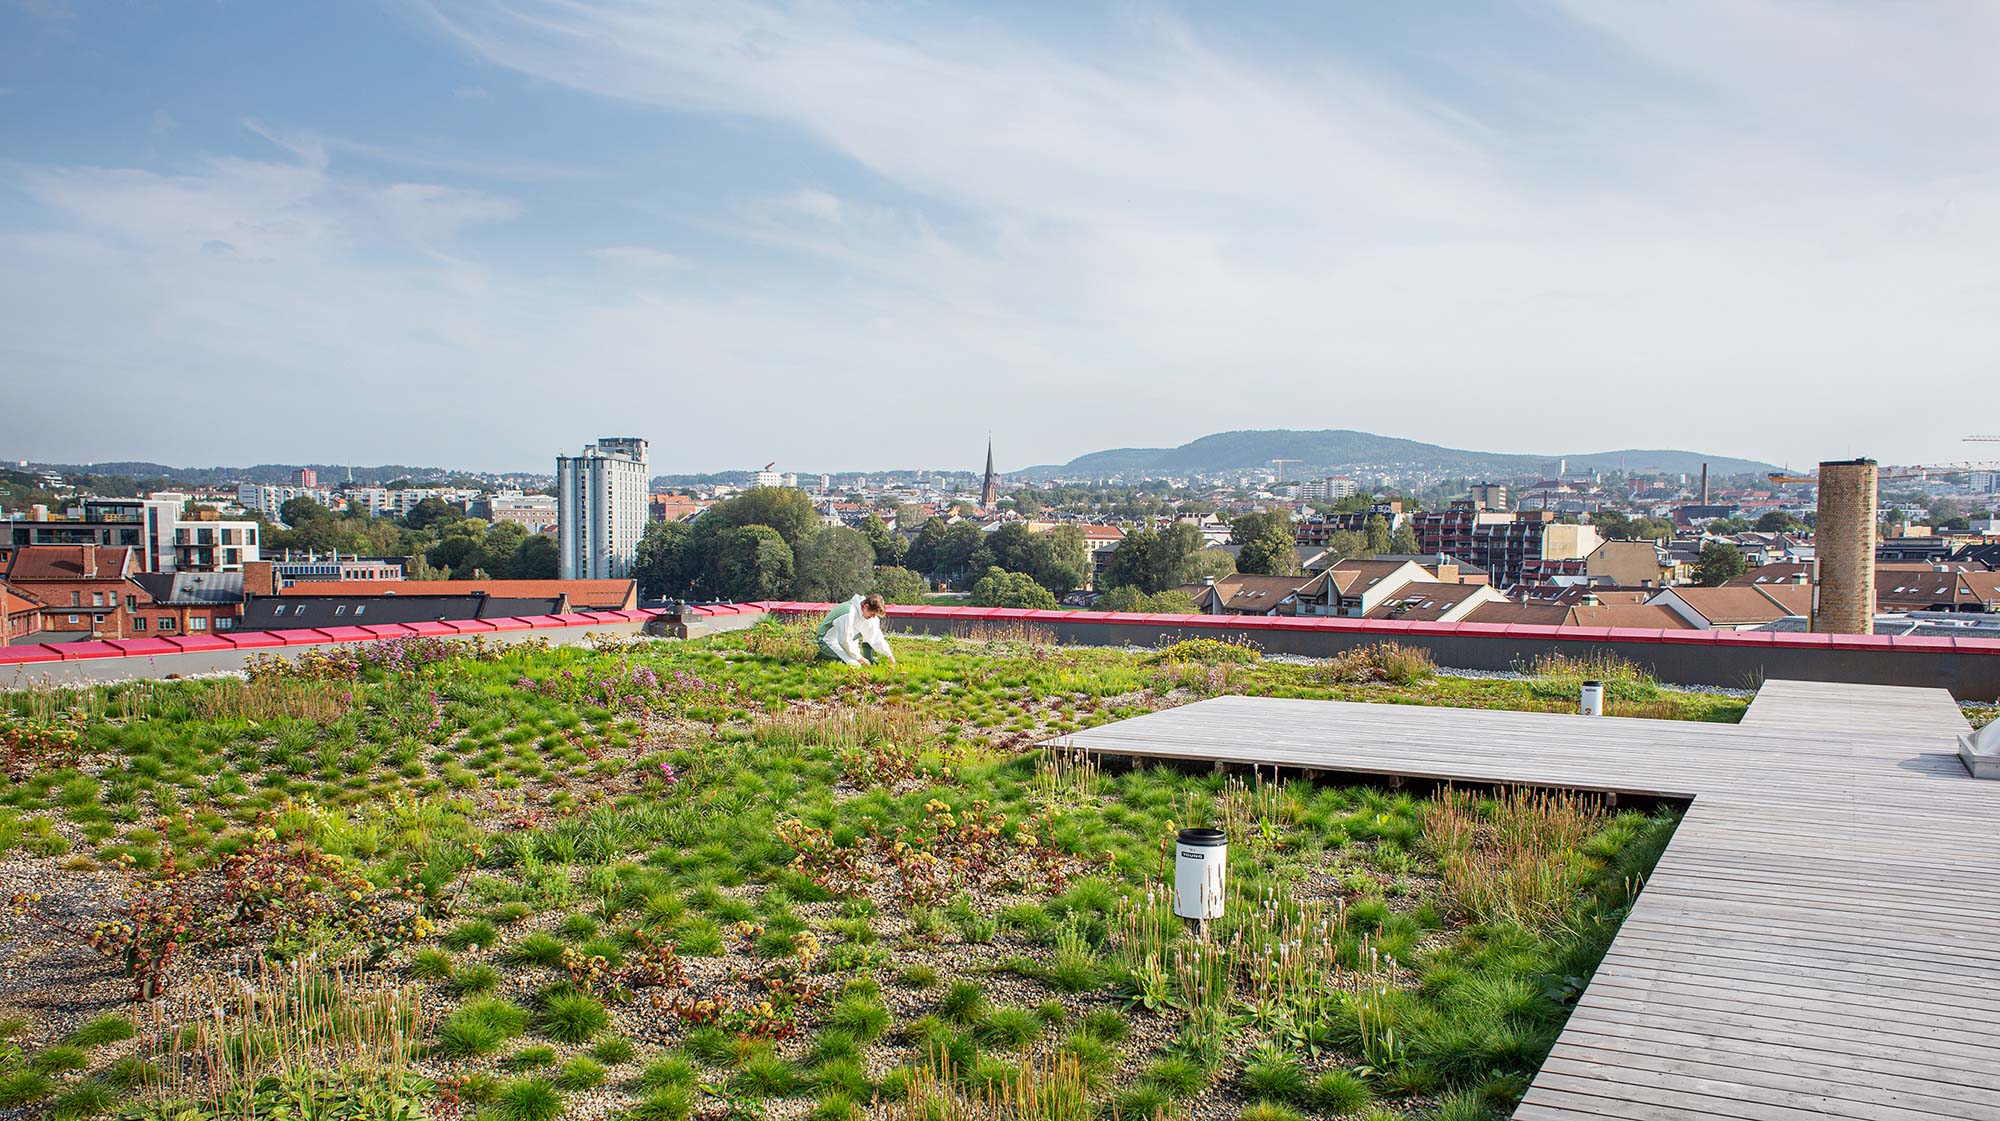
(556, 437), (650, 579)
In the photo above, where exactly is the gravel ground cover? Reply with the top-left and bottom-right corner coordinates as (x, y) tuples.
(0, 625), (1700, 1121)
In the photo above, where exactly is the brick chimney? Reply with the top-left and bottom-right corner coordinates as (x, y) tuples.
(243, 560), (276, 598)
(81, 545), (97, 580)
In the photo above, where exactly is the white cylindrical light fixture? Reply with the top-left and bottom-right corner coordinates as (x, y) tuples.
(1173, 827), (1227, 920)
(1581, 680), (1604, 717)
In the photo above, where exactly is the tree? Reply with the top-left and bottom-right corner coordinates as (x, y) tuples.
(1632, 517), (1676, 540)
(905, 518), (951, 576)
(1322, 530), (1369, 562)
(633, 520), (697, 599)
(857, 514), (906, 567)
(478, 521), (529, 578)
(1593, 511), (1634, 539)
(698, 487), (819, 548)
(935, 522), (990, 587)
(1096, 585), (1198, 614)
(868, 566), (928, 605)
(511, 533), (557, 579)
(987, 522), (1039, 574)
(1363, 514), (1392, 557)
(791, 526), (877, 602)
(1163, 522), (1206, 583)
(969, 567), (1057, 610)
(1755, 511), (1806, 534)
(1388, 521), (1420, 555)
(1185, 548), (1237, 583)
(1229, 512), (1285, 547)
(1028, 525), (1090, 595)
(279, 496), (332, 527)
(404, 497), (462, 531)
(1101, 523), (1204, 594)
(710, 526), (795, 601)
(1237, 521), (1302, 576)
(1693, 542), (1748, 587)
(425, 520), (490, 576)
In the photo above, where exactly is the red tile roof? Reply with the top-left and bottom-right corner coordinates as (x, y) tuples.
(4, 546), (136, 582)
(279, 578), (638, 610)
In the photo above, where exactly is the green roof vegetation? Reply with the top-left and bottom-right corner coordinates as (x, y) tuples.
(0, 624), (1723, 1120)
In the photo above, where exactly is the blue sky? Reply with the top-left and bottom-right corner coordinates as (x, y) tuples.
(2, 2), (1996, 474)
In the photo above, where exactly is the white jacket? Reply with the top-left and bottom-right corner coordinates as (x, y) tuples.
(823, 595), (895, 666)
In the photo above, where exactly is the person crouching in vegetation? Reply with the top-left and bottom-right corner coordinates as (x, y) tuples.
(817, 593), (896, 666)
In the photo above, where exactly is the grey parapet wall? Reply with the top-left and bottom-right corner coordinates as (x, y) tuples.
(758, 604), (2000, 702)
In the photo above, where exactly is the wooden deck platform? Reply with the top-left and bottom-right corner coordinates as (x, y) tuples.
(1056, 679), (1998, 1121)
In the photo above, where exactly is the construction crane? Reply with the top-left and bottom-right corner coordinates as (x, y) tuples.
(1269, 458), (1301, 483)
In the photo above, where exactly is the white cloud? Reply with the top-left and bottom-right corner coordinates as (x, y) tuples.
(4, 3), (1998, 471)
(403, 0), (2000, 468)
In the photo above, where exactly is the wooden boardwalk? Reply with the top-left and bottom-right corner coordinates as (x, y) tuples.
(1057, 679), (1998, 1121)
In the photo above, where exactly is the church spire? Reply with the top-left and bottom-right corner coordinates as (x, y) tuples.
(981, 436), (998, 510)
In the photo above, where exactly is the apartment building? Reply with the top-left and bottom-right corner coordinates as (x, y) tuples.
(485, 493), (559, 532)
(1413, 502), (1602, 589)
(2, 497), (258, 573)
(557, 438), (650, 580)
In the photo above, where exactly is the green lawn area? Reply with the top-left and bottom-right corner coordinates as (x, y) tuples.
(0, 626), (1715, 1121)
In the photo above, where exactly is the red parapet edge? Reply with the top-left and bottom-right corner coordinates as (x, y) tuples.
(59, 641), (126, 660)
(1712, 630), (1780, 647)
(1655, 628), (1720, 645)
(0, 645), (64, 664)
(1557, 626), (1617, 642)
(357, 623), (420, 639)
(442, 619), (499, 633)
(1826, 633), (1897, 650)
(478, 617), (529, 632)
(219, 631), (285, 650)
(1403, 621), (1464, 638)
(104, 638), (181, 656)
(313, 625), (380, 643)
(163, 634), (235, 652)
(403, 620), (460, 636)
(1887, 634), (1958, 652)
(1500, 624), (1565, 641)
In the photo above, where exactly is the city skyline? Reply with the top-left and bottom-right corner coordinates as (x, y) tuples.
(3, 3), (1997, 472)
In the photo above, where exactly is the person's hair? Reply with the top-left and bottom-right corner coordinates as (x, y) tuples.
(861, 593), (887, 616)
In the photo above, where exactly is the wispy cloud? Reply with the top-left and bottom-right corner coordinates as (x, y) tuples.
(3, 3), (1997, 470)
(407, 0), (2000, 466)
(243, 117), (590, 182)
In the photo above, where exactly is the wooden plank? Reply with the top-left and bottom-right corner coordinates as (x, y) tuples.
(1056, 678), (2000, 1120)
